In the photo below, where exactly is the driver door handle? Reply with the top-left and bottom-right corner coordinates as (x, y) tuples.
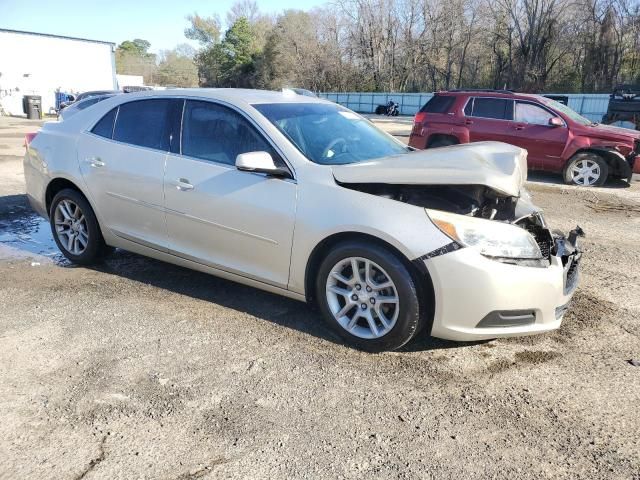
(176, 178), (194, 191)
(514, 124), (526, 131)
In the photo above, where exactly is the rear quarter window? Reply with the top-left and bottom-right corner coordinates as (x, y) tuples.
(91, 108), (117, 139)
(420, 95), (456, 114)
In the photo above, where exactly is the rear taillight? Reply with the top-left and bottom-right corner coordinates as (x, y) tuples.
(24, 132), (38, 148)
(414, 112), (427, 124)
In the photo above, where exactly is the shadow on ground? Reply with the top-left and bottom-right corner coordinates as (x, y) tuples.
(0, 193), (456, 352)
(527, 171), (633, 188)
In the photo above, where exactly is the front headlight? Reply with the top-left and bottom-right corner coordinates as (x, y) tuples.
(427, 209), (542, 259)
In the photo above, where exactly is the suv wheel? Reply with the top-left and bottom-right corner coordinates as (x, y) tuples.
(316, 241), (425, 352)
(428, 137), (458, 148)
(50, 189), (111, 265)
(564, 153), (608, 187)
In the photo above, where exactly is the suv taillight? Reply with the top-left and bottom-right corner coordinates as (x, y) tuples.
(414, 112), (427, 124)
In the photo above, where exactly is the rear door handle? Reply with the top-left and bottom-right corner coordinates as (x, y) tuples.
(514, 124), (526, 131)
(465, 119), (473, 125)
(86, 157), (105, 168)
(176, 178), (194, 191)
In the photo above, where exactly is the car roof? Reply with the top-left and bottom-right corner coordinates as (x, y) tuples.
(437, 90), (543, 101)
(117, 88), (331, 106)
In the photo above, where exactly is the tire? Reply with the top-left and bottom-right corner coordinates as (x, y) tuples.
(375, 105), (385, 115)
(49, 188), (111, 265)
(563, 152), (608, 187)
(316, 241), (426, 352)
(428, 137), (458, 148)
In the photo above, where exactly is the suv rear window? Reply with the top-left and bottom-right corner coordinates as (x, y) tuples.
(420, 95), (455, 114)
(466, 97), (514, 120)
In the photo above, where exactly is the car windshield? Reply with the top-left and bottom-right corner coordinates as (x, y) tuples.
(253, 103), (410, 165)
(544, 99), (593, 125)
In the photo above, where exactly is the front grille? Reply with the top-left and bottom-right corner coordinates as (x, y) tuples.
(537, 236), (552, 259)
(529, 229), (552, 259)
(564, 258), (579, 294)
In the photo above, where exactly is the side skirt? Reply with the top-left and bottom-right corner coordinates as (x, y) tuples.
(105, 235), (307, 303)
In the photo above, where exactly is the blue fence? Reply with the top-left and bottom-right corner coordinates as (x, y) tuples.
(317, 92), (611, 122)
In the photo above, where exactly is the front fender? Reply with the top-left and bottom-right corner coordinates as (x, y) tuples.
(586, 147), (631, 179)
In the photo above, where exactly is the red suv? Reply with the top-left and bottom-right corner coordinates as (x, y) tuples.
(409, 90), (640, 186)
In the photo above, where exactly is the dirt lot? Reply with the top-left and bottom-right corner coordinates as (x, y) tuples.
(1, 115), (639, 479)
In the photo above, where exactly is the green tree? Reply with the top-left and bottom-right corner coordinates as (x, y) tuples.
(115, 38), (157, 84)
(190, 16), (258, 87)
(184, 13), (221, 46)
(156, 49), (199, 87)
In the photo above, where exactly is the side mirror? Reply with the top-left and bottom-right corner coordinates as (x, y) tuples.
(235, 151), (291, 178)
(548, 117), (564, 127)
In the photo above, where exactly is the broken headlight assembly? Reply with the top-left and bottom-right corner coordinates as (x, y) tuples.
(427, 209), (542, 261)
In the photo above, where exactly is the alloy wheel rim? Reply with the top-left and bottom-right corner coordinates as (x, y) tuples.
(325, 257), (399, 339)
(54, 199), (89, 255)
(571, 159), (600, 186)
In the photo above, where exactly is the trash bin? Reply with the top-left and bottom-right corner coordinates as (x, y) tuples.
(24, 95), (42, 120)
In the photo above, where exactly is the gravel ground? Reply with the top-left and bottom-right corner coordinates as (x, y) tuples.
(1, 115), (639, 479)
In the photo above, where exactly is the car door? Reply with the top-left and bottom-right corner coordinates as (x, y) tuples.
(463, 97), (515, 145)
(163, 100), (297, 288)
(78, 98), (182, 251)
(509, 101), (569, 171)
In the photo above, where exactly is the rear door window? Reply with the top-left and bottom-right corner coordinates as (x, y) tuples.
(182, 100), (283, 167)
(113, 99), (181, 151)
(420, 95), (455, 114)
(469, 97), (513, 120)
(91, 108), (117, 139)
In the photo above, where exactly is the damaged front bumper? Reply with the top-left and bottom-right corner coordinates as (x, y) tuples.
(421, 226), (583, 342)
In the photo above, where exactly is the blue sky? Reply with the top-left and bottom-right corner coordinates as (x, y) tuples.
(2, 0), (326, 53)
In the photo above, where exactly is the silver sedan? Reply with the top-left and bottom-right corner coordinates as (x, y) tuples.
(23, 89), (582, 351)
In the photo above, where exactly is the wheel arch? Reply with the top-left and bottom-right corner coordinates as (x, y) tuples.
(304, 231), (435, 331)
(566, 148), (631, 179)
(426, 133), (460, 148)
(45, 177), (88, 215)
(45, 178), (108, 241)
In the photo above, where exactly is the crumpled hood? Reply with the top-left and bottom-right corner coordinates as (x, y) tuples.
(332, 141), (528, 197)
(578, 123), (640, 142)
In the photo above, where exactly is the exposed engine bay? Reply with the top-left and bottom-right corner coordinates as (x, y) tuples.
(339, 182), (583, 267)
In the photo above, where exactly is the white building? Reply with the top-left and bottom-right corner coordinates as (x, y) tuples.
(0, 29), (117, 116)
(116, 74), (144, 89)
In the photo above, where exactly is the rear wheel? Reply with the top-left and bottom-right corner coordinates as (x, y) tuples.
(428, 136), (458, 148)
(316, 241), (426, 352)
(563, 153), (608, 187)
(50, 189), (111, 265)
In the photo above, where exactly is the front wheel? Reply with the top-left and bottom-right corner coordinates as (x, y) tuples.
(50, 188), (111, 265)
(563, 153), (608, 187)
(316, 241), (426, 352)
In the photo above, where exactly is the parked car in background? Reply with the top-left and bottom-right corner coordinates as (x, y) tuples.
(58, 93), (118, 120)
(409, 89), (640, 186)
(287, 88), (317, 98)
(24, 89), (582, 351)
(58, 90), (120, 112)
